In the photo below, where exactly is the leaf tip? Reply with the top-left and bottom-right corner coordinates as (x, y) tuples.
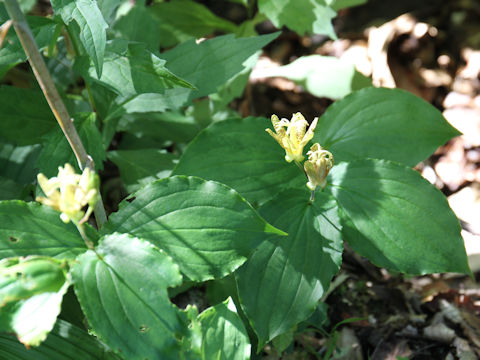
(264, 223), (287, 236)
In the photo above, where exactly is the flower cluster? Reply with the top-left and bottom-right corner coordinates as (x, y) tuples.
(36, 164), (99, 224)
(266, 113), (334, 192)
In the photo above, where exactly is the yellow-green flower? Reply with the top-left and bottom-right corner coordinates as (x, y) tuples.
(266, 112), (318, 162)
(36, 164), (99, 224)
(304, 143), (334, 191)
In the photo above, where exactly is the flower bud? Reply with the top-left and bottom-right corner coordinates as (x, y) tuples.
(304, 143), (334, 191)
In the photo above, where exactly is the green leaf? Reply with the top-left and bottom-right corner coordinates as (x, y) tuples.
(314, 87), (461, 166)
(0, 142), (41, 201)
(0, 142), (40, 184)
(0, 201), (87, 260)
(198, 297), (250, 360)
(0, 177), (24, 201)
(328, 159), (470, 275)
(258, 0), (337, 38)
(0, 16), (58, 78)
(0, 86), (56, 146)
(210, 52), (260, 110)
(150, 0), (237, 48)
(76, 41), (194, 97)
(236, 189), (343, 348)
(108, 149), (178, 193)
(115, 93), (179, 115)
(0, 319), (121, 360)
(71, 233), (190, 360)
(117, 111), (201, 143)
(101, 176), (284, 281)
(261, 55), (371, 99)
(0, 257), (67, 306)
(272, 327), (295, 353)
(328, 0), (367, 11)
(51, 0), (108, 77)
(173, 117), (304, 206)
(96, 0), (120, 22)
(36, 113), (106, 177)
(112, 5), (161, 50)
(0, 257), (69, 347)
(160, 32), (279, 107)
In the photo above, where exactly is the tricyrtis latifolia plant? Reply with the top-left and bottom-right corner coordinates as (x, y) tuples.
(0, 104), (471, 359)
(0, 0), (472, 358)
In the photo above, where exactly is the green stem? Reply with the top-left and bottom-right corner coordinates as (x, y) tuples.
(294, 160), (305, 173)
(75, 223), (94, 250)
(3, 0), (107, 228)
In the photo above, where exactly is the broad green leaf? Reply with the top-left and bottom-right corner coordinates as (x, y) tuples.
(71, 233), (190, 360)
(76, 41), (194, 97)
(0, 201), (87, 260)
(51, 0), (108, 77)
(108, 149), (178, 193)
(0, 257), (67, 305)
(236, 189), (343, 348)
(0, 319), (120, 360)
(210, 52), (260, 110)
(160, 32), (279, 107)
(36, 113), (106, 177)
(261, 55), (371, 99)
(258, 0), (336, 38)
(272, 327), (295, 353)
(0, 16), (58, 78)
(0, 257), (69, 346)
(0, 86), (56, 146)
(96, 0), (121, 22)
(173, 117), (304, 206)
(0, 286), (69, 347)
(0, 142), (40, 184)
(112, 5), (160, 50)
(101, 176), (284, 280)
(198, 297), (250, 360)
(314, 87), (461, 166)
(115, 93), (180, 115)
(111, 35), (272, 113)
(328, 159), (470, 275)
(150, 0), (237, 48)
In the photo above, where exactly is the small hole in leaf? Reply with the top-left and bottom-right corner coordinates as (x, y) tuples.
(126, 196), (136, 203)
(139, 325), (148, 333)
(9, 236), (19, 243)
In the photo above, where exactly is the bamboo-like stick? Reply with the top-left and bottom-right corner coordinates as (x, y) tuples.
(3, 0), (107, 227)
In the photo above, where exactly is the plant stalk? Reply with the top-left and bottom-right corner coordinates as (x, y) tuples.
(3, 0), (107, 227)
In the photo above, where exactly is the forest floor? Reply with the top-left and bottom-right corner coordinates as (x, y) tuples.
(231, 1), (480, 359)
